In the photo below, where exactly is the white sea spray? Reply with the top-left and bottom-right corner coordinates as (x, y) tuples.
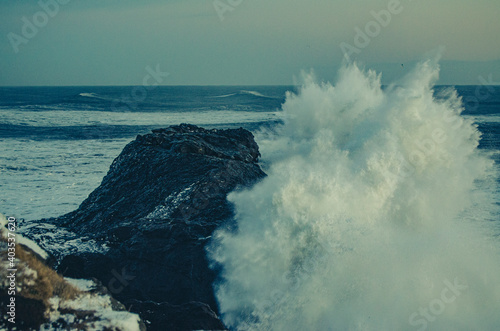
(209, 58), (500, 330)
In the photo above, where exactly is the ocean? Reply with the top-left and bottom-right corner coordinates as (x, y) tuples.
(1, 84), (498, 223)
(0, 86), (288, 221)
(2, 61), (500, 329)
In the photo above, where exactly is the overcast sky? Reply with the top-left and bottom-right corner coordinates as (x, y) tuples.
(0, 0), (499, 86)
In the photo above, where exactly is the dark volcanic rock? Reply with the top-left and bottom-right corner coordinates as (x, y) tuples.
(23, 124), (266, 330)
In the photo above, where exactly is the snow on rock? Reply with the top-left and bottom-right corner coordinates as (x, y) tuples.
(42, 290), (142, 331)
(1, 213), (48, 260)
(0, 213), (145, 330)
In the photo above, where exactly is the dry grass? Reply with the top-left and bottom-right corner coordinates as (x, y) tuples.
(17, 243), (80, 302)
(0, 234), (81, 305)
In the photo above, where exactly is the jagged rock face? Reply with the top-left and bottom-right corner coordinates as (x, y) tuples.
(25, 124), (266, 330)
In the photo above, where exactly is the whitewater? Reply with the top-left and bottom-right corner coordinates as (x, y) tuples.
(209, 58), (500, 330)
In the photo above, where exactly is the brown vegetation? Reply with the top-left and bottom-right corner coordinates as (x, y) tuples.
(1, 232), (80, 330)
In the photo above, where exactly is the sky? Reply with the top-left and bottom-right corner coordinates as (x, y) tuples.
(0, 0), (499, 86)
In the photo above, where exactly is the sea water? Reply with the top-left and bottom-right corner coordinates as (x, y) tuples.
(1, 60), (500, 330)
(0, 86), (286, 220)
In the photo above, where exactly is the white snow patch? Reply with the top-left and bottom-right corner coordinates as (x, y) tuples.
(1, 213), (49, 259)
(88, 311), (142, 331)
(44, 292), (142, 331)
(65, 277), (96, 291)
(17, 233), (49, 259)
(18, 221), (109, 261)
(146, 183), (196, 219)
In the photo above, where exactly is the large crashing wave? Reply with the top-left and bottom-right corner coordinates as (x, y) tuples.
(208, 57), (500, 330)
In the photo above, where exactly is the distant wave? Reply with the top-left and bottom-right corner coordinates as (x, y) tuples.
(211, 93), (238, 98)
(466, 115), (500, 124)
(240, 90), (272, 98)
(0, 108), (283, 129)
(211, 90), (278, 99)
(78, 93), (113, 102)
(79, 93), (99, 98)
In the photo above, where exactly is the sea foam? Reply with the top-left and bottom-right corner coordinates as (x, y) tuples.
(209, 57), (500, 330)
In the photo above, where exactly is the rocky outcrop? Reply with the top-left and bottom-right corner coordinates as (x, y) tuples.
(0, 215), (145, 331)
(21, 124), (266, 330)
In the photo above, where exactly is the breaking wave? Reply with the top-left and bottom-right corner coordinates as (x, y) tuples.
(209, 57), (500, 330)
